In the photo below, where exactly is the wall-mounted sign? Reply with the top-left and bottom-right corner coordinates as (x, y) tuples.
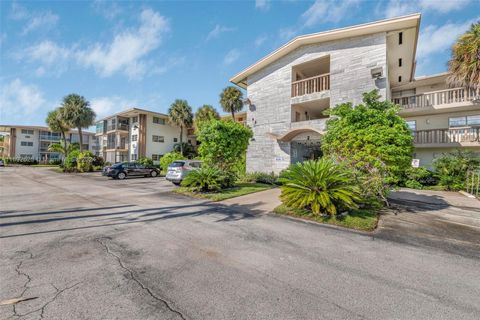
(411, 159), (420, 168)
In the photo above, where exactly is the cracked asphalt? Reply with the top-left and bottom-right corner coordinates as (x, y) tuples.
(1, 166), (480, 319)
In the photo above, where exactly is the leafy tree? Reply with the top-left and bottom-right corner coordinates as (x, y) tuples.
(219, 86), (244, 119)
(447, 22), (480, 88)
(168, 99), (193, 156)
(322, 90), (414, 184)
(197, 119), (252, 173)
(137, 156), (154, 166)
(46, 109), (71, 158)
(60, 94), (96, 152)
(433, 150), (480, 190)
(173, 142), (196, 158)
(159, 152), (186, 173)
(194, 105), (220, 130)
(278, 159), (361, 216)
(47, 141), (80, 156)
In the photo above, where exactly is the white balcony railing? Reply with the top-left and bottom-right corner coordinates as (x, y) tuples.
(291, 73), (330, 97)
(393, 87), (480, 109)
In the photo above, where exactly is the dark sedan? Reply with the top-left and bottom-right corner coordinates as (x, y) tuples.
(102, 162), (159, 179)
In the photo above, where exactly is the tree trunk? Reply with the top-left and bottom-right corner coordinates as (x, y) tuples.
(61, 131), (68, 160)
(78, 127), (83, 152)
(180, 125), (184, 156)
(231, 109), (235, 121)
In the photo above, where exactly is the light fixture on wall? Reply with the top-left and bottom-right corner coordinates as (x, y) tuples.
(370, 66), (383, 79)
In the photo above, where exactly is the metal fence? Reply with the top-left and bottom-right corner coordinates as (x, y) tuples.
(465, 170), (480, 197)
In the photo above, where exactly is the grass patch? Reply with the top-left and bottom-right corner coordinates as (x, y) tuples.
(273, 204), (378, 231)
(31, 164), (60, 167)
(174, 183), (274, 201)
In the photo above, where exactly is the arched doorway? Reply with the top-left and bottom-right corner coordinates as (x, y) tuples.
(290, 131), (322, 164)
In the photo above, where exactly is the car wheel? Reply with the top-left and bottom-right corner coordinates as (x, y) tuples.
(150, 170), (158, 177)
(117, 172), (127, 180)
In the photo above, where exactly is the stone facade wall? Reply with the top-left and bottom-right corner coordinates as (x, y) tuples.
(245, 32), (388, 173)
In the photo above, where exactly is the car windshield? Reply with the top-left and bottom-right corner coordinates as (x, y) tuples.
(169, 161), (185, 168)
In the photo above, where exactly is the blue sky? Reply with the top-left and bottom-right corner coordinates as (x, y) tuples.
(1, 0), (478, 127)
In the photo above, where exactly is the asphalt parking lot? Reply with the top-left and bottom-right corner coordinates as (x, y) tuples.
(1, 166), (480, 319)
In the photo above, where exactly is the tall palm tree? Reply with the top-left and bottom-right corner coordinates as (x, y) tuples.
(47, 142), (80, 156)
(447, 22), (480, 88)
(219, 86), (244, 120)
(168, 99), (193, 156)
(194, 104), (220, 130)
(60, 94), (96, 152)
(46, 108), (71, 158)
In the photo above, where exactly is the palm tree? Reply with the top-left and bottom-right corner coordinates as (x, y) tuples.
(447, 22), (480, 88)
(60, 94), (96, 152)
(47, 142), (80, 156)
(194, 104), (220, 130)
(219, 86), (243, 120)
(168, 99), (193, 156)
(46, 108), (71, 158)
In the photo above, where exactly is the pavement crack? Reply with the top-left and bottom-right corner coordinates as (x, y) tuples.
(96, 237), (187, 320)
(12, 251), (34, 317)
(38, 282), (81, 319)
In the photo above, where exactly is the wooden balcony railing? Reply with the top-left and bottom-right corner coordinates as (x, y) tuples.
(414, 128), (480, 145)
(393, 87), (480, 109)
(291, 73), (330, 97)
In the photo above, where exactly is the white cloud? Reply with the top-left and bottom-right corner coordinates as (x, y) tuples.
(255, 0), (271, 11)
(384, 0), (472, 18)
(0, 79), (46, 117)
(223, 49), (241, 65)
(76, 8), (169, 79)
(24, 40), (71, 65)
(206, 24), (236, 41)
(90, 96), (136, 118)
(10, 3), (59, 35)
(417, 20), (475, 59)
(92, 0), (123, 20)
(254, 34), (268, 47)
(302, 0), (359, 27)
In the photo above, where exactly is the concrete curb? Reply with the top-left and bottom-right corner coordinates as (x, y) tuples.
(458, 190), (478, 199)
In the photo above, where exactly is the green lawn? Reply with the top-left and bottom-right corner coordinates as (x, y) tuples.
(273, 204), (378, 231)
(174, 183), (274, 201)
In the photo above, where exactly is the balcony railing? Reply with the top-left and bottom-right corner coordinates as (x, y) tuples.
(107, 123), (129, 131)
(291, 73), (330, 97)
(39, 134), (61, 141)
(393, 87), (480, 109)
(414, 128), (480, 145)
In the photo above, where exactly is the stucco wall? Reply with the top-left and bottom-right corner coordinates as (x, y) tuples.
(144, 114), (186, 161)
(245, 32), (388, 173)
(15, 129), (39, 158)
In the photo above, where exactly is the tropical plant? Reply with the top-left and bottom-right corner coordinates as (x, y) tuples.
(447, 22), (480, 88)
(64, 149), (81, 171)
(46, 109), (71, 158)
(240, 171), (278, 185)
(137, 156), (154, 166)
(77, 151), (95, 172)
(47, 141), (80, 156)
(173, 142), (196, 158)
(159, 152), (186, 173)
(219, 86), (244, 119)
(194, 105), (220, 130)
(92, 155), (104, 167)
(197, 119), (252, 173)
(60, 94), (96, 152)
(278, 159), (361, 216)
(168, 99), (193, 156)
(433, 150), (480, 190)
(181, 166), (225, 192)
(322, 90), (414, 184)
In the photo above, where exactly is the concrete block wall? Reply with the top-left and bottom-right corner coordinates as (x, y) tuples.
(245, 32), (388, 173)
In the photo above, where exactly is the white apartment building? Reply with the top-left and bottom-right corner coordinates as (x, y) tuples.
(0, 125), (98, 161)
(230, 13), (480, 173)
(95, 108), (194, 164)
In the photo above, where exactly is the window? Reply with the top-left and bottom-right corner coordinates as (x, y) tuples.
(398, 58), (402, 67)
(153, 117), (166, 124)
(399, 32), (403, 45)
(131, 134), (138, 142)
(132, 116), (138, 123)
(173, 137), (178, 143)
(405, 120), (416, 131)
(449, 116), (467, 127)
(131, 154), (138, 161)
(398, 76), (402, 83)
(19, 154), (33, 158)
(20, 141), (33, 147)
(467, 115), (480, 126)
(152, 154), (162, 161)
(152, 135), (164, 142)
(21, 129), (34, 135)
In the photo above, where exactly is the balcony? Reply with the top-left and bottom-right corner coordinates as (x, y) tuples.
(107, 123), (129, 132)
(39, 134), (61, 141)
(291, 73), (330, 98)
(413, 128), (480, 147)
(393, 87), (480, 114)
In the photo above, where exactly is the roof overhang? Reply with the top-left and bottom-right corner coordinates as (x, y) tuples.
(97, 107), (168, 122)
(392, 72), (449, 91)
(230, 13), (421, 89)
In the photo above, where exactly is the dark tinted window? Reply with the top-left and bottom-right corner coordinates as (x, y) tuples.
(169, 161), (185, 167)
(112, 163), (123, 168)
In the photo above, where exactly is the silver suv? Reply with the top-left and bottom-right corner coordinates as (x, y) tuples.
(165, 160), (202, 185)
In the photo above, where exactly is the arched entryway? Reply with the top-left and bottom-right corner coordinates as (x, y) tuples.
(272, 128), (324, 164)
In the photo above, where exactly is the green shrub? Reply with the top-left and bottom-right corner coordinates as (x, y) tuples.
(241, 171), (278, 185)
(2, 157), (39, 165)
(92, 155), (104, 167)
(160, 152), (186, 172)
(278, 159), (361, 216)
(48, 159), (62, 165)
(181, 167), (224, 192)
(404, 180), (424, 190)
(173, 142), (197, 158)
(433, 150), (480, 190)
(401, 167), (437, 189)
(138, 156), (154, 166)
(64, 150), (80, 171)
(77, 151), (94, 172)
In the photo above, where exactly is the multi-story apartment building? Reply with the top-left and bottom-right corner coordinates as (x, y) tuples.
(0, 125), (98, 161)
(230, 13), (480, 173)
(95, 108), (191, 163)
(220, 111), (248, 125)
